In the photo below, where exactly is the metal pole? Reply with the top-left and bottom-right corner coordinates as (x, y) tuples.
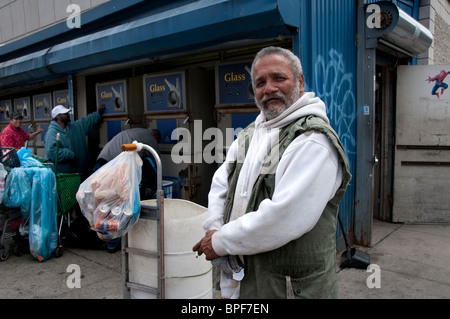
(355, 1), (375, 246)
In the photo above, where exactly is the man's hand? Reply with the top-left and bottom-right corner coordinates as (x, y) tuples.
(30, 128), (44, 139)
(192, 230), (219, 260)
(98, 103), (106, 115)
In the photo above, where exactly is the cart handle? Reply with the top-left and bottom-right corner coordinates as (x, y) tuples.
(121, 141), (162, 192)
(121, 143), (137, 151)
(55, 133), (60, 174)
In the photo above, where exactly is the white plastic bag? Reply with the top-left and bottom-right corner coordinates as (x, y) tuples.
(0, 163), (7, 204)
(76, 151), (142, 241)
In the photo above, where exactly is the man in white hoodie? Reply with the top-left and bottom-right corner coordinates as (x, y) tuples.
(193, 47), (351, 299)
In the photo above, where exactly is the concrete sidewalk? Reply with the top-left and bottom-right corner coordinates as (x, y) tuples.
(0, 219), (449, 299)
(337, 219), (450, 299)
(0, 243), (123, 299)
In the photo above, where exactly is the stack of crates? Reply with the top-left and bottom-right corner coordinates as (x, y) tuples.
(162, 176), (181, 199)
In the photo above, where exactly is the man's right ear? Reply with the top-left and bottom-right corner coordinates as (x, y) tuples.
(299, 74), (305, 95)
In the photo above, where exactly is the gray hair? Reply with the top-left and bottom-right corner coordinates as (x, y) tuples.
(250, 46), (303, 89)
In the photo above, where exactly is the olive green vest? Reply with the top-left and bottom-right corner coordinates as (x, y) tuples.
(223, 115), (351, 299)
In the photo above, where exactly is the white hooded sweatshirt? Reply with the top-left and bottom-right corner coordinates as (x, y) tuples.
(203, 92), (343, 298)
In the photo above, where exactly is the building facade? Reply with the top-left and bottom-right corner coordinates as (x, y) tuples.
(0, 0), (448, 248)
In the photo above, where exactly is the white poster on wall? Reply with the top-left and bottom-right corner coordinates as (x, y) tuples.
(396, 65), (450, 146)
(394, 65), (450, 223)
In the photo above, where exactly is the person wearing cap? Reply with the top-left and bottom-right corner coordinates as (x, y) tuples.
(0, 112), (44, 150)
(44, 104), (105, 180)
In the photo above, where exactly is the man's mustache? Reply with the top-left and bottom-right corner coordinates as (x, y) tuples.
(258, 92), (287, 106)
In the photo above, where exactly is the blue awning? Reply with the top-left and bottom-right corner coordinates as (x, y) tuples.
(0, 0), (299, 89)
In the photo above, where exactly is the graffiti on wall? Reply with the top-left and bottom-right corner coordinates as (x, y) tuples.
(313, 49), (356, 158)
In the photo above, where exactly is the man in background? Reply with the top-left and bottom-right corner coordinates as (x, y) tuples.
(0, 112), (43, 150)
(44, 104), (105, 180)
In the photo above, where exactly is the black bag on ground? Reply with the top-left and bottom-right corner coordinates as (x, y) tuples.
(66, 214), (106, 250)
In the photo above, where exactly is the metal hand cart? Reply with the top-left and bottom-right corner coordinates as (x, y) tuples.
(0, 147), (23, 261)
(121, 142), (212, 299)
(121, 142), (166, 298)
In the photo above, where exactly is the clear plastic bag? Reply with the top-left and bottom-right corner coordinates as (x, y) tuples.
(2, 167), (58, 261)
(0, 163), (7, 204)
(2, 167), (33, 218)
(29, 168), (58, 262)
(16, 147), (45, 167)
(76, 151), (142, 241)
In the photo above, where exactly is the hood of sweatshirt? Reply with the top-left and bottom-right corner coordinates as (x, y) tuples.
(231, 92), (329, 219)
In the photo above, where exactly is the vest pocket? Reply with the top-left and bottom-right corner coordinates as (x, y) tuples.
(274, 267), (327, 299)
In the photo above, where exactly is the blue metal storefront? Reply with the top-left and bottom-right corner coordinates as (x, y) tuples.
(297, 0), (357, 247)
(0, 0), (358, 248)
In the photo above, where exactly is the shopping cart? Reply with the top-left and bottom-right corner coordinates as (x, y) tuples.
(0, 147), (20, 171)
(0, 206), (21, 261)
(53, 133), (81, 257)
(0, 148), (22, 261)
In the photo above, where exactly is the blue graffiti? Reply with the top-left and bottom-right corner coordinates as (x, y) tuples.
(314, 49), (356, 158)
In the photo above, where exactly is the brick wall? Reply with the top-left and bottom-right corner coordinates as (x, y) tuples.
(418, 0), (450, 65)
(433, 9), (450, 64)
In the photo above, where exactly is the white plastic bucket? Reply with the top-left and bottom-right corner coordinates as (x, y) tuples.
(127, 199), (212, 299)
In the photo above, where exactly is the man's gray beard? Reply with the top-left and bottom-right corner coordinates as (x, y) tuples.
(256, 85), (301, 121)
